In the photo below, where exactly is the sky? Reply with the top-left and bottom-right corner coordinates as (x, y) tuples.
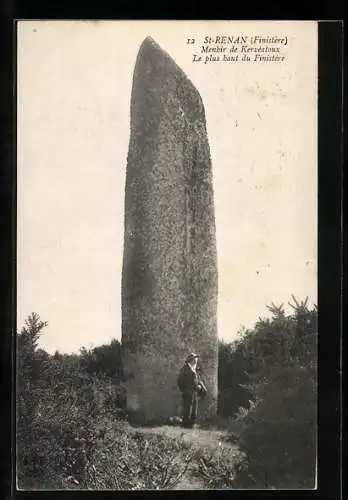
(17, 21), (318, 354)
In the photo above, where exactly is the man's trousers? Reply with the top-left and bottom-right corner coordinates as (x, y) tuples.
(182, 391), (198, 428)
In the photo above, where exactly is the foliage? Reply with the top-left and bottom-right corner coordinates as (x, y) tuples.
(79, 339), (124, 384)
(218, 340), (252, 418)
(16, 313), (51, 485)
(193, 442), (245, 489)
(229, 297), (317, 489)
(16, 296), (317, 490)
(16, 314), (198, 490)
(88, 429), (196, 490)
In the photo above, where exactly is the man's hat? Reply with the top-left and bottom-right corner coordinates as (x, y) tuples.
(186, 352), (199, 363)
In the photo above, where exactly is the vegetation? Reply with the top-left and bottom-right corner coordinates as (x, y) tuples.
(219, 297), (317, 489)
(17, 297), (317, 490)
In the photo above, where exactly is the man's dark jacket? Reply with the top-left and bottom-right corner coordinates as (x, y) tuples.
(177, 363), (207, 397)
(177, 363), (199, 394)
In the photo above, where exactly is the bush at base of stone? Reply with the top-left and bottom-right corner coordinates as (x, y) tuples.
(229, 299), (317, 489)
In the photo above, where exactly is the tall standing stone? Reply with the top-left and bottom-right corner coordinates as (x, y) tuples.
(122, 37), (218, 424)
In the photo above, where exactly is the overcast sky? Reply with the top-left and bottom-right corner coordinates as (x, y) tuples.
(17, 21), (317, 353)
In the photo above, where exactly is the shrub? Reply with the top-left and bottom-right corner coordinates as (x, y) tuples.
(16, 313), (51, 486)
(16, 314), (127, 489)
(89, 428), (197, 490)
(79, 340), (124, 384)
(194, 442), (245, 489)
(16, 314), (197, 490)
(230, 298), (317, 489)
(218, 340), (252, 418)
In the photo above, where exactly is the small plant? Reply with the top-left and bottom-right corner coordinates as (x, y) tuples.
(193, 442), (244, 489)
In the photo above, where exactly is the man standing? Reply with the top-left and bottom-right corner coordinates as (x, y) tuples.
(177, 353), (208, 428)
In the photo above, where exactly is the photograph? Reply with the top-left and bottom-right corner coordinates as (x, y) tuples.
(16, 20), (317, 490)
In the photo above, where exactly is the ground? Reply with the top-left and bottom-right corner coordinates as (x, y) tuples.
(133, 424), (239, 490)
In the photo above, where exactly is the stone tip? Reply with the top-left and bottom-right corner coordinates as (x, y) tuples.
(137, 36), (172, 65)
(140, 36), (159, 49)
(134, 36), (205, 121)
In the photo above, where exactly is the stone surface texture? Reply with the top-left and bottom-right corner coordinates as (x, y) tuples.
(122, 37), (218, 424)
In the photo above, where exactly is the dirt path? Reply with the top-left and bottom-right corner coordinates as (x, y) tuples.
(133, 425), (239, 490)
(134, 425), (230, 448)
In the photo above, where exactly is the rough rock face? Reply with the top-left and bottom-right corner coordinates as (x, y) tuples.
(122, 37), (218, 424)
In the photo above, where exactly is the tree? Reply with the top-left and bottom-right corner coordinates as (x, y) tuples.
(17, 312), (48, 387)
(79, 339), (124, 383)
(16, 313), (50, 482)
(218, 340), (252, 417)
